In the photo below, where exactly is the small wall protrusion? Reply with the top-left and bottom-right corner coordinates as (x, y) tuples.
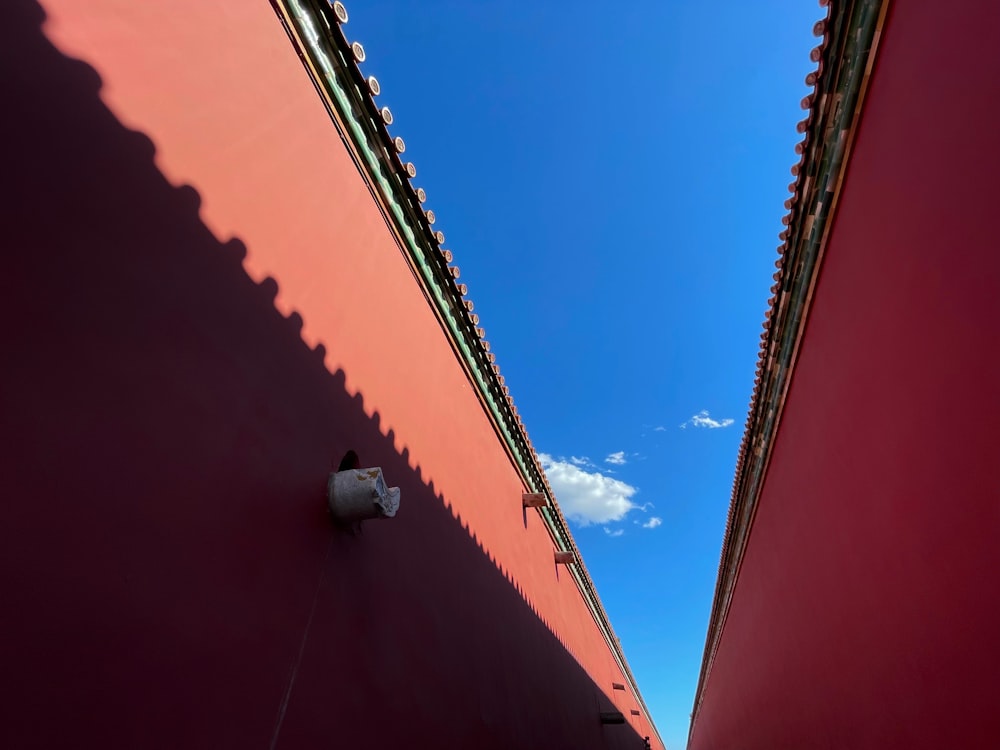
(522, 492), (547, 508)
(328, 466), (400, 523)
(599, 711), (625, 725)
(554, 550), (576, 565)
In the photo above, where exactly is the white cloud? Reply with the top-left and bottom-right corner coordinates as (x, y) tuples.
(604, 527), (625, 538)
(539, 454), (638, 526)
(680, 410), (735, 430)
(653, 426), (666, 432)
(642, 517), (663, 529)
(604, 451), (627, 465)
(569, 455), (596, 468)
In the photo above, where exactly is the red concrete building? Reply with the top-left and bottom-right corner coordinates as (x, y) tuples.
(690, 1), (1000, 748)
(2, 1), (661, 747)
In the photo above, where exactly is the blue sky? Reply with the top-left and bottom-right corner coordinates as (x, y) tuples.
(346, 2), (820, 746)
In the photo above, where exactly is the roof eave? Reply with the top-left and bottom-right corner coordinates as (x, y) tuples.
(271, 0), (663, 743)
(688, 0), (890, 737)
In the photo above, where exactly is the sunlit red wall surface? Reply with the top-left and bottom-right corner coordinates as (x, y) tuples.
(0, 1), (659, 747)
(689, 3), (1000, 749)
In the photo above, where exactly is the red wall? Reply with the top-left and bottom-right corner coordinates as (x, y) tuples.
(689, 3), (1000, 748)
(0, 1), (658, 747)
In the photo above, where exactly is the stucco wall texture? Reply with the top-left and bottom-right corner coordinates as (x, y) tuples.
(689, 3), (1000, 749)
(1, 2), (658, 747)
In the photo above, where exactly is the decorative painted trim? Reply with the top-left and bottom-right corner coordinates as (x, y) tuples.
(688, 0), (890, 735)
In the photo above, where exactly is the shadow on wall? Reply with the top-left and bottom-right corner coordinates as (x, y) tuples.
(0, 2), (653, 748)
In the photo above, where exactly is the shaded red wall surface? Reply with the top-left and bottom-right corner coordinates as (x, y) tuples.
(690, 3), (1000, 749)
(0, 1), (658, 747)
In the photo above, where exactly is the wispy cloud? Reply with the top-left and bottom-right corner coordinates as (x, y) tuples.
(642, 517), (663, 529)
(539, 454), (638, 526)
(605, 451), (627, 465)
(680, 410), (734, 430)
(569, 455), (596, 469)
(653, 426), (667, 432)
(604, 527), (625, 538)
